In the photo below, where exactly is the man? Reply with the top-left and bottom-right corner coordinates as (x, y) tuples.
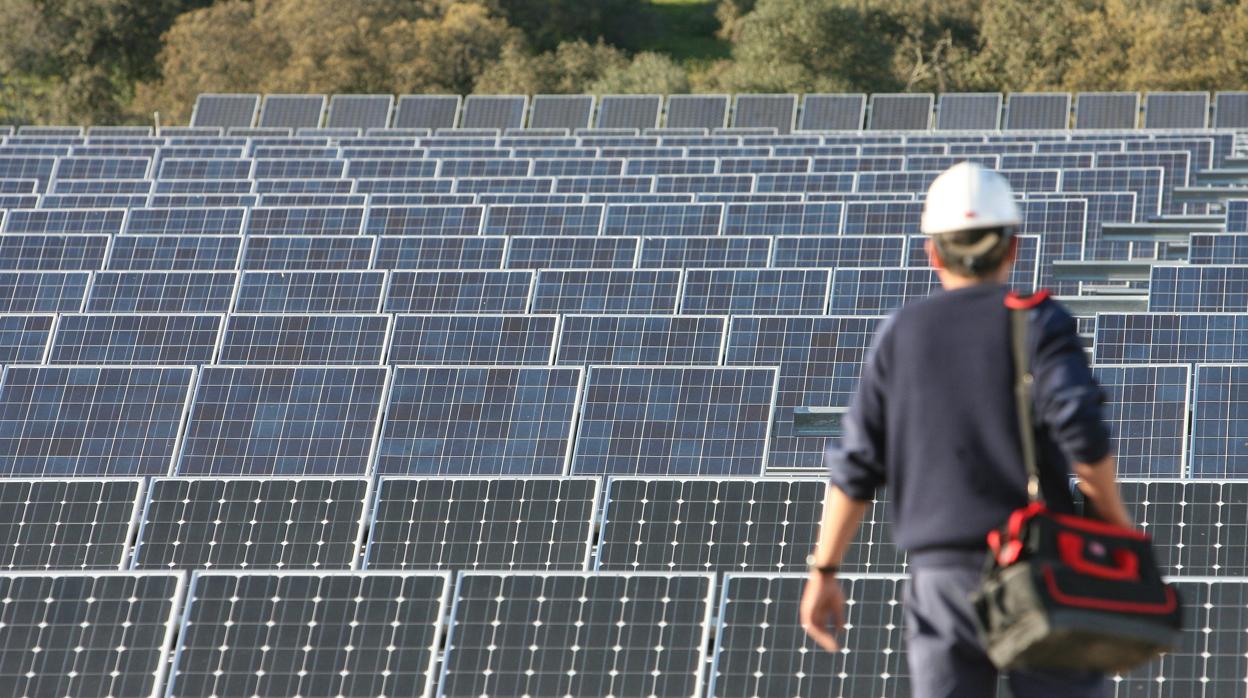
(799, 163), (1133, 698)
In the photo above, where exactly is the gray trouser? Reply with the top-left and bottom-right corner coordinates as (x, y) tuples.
(904, 565), (1111, 698)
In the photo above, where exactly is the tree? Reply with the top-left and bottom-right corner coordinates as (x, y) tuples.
(968, 0), (1090, 91)
(482, 0), (646, 51)
(588, 53), (690, 95)
(474, 40), (629, 94)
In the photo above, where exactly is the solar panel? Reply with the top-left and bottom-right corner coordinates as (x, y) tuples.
(0, 192), (37, 208)
(681, 268), (830, 315)
(1004, 92), (1070, 129)
(107, 235), (241, 271)
(124, 206), (246, 235)
(0, 478), (141, 569)
(369, 193), (475, 206)
(555, 174), (651, 194)
(461, 95), (528, 129)
(709, 574), (909, 698)
(169, 571), (448, 698)
(0, 233), (107, 270)
(666, 94), (730, 129)
(1149, 266), (1248, 312)
(935, 93), (1002, 130)
(655, 173), (755, 194)
(383, 270), (533, 313)
(842, 200), (921, 234)
(372, 236), (504, 271)
(532, 157), (622, 177)
(388, 314), (556, 365)
(723, 315), (881, 470)
(4, 207), (124, 234)
(771, 235), (905, 270)
(1001, 153), (1092, 169)
(810, 155), (905, 172)
(176, 366), (387, 476)
(734, 94), (797, 133)
(625, 157), (717, 176)
(325, 94), (393, 129)
(0, 572), (183, 698)
(375, 366), (581, 476)
(241, 234), (374, 270)
(528, 94), (594, 129)
(440, 158), (532, 179)
(365, 204), (484, 235)
(364, 476), (597, 570)
(87, 270), (236, 313)
(1091, 364), (1190, 477)
(439, 572), (713, 698)
(0, 314), (52, 363)
(86, 125), (152, 137)
(1094, 313), (1248, 364)
(219, 314), (388, 365)
(0, 365), (193, 476)
(394, 94), (461, 129)
(191, 93), (260, 128)
(0, 178), (38, 193)
(258, 94), (326, 129)
(345, 158), (438, 178)
(157, 157), (252, 179)
(532, 269), (681, 314)
(53, 156), (150, 180)
(797, 94), (865, 130)
(154, 178), (252, 194)
(827, 267), (938, 315)
(243, 205), (365, 235)
(49, 313), (222, 365)
(603, 202), (722, 236)
(0, 271), (89, 312)
(868, 93), (933, 130)
(638, 236), (771, 268)
(756, 173), (855, 193)
(719, 201), (839, 235)
(234, 270), (385, 313)
(1060, 167), (1162, 219)
(0, 156), (55, 190)
(597, 477), (823, 572)
(555, 315), (724, 366)
(595, 94), (661, 129)
(483, 203), (604, 236)
(506, 235), (637, 269)
(1144, 91), (1209, 128)
(1074, 91), (1140, 129)
(571, 365), (776, 476)
(1213, 91), (1248, 128)
(133, 477), (369, 569)
(253, 157), (346, 179)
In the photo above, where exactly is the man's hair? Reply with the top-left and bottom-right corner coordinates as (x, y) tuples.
(932, 227), (1013, 278)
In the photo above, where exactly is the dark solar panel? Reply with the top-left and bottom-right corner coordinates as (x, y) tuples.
(666, 94), (730, 129)
(597, 478), (823, 572)
(107, 235), (241, 271)
(1094, 313), (1248, 364)
(1074, 91), (1140, 129)
(722, 202), (842, 235)
(234, 270), (384, 313)
(597, 94), (662, 129)
(571, 366), (776, 476)
(1144, 92), (1209, 128)
(388, 314), (556, 365)
(157, 157), (252, 179)
(1004, 92), (1070, 130)
(483, 203), (604, 236)
(364, 476), (597, 570)
(439, 572), (712, 698)
(258, 94), (326, 128)
(772, 234), (906, 269)
(638, 236), (770, 268)
(169, 572), (448, 698)
(681, 268), (830, 315)
(192, 93), (260, 128)
(936, 93), (1002, 130)
(0, 366), (193, 476)
(87, 271), (234, 313)
(241, 234), (374, 270)
(326, 94), (392, 129)
(603, 202), (722, 236)
(49, 313), (222, 365)
(868, 93), (933, 130)
(4, 207), (124, 234)
(383, 270), (533, 313)
(124, 207), (246, 235)
(1149, 266), (1248, 312)
(1214, 91), (1248, 128)
(0, 233), (108, 270)
(133, 477), (368, 569)
(0, 314), (52, 363)
(53, 156), (150, 180)
(1093, 364), (1190, 477)
(0, 478), (141, 569)
(506, 235), (637, 269)
(798, 94), (866, 130)
(461, 95), (527, 129)
(532, 269), (681, 314)
(393, 95), (461, 129)
(556, 315), (724, 365)
(734, 94), (797, 133)
(364, 205), (484, 235)
(0, 271), (89, 312)
(756, 173), (855, 193)
(529, 95), (594, 129)
(244, 206), (365, 235)
(827, 267), (939, 315)
(219, 314), (388, 365)
(0, 572), (183, 698)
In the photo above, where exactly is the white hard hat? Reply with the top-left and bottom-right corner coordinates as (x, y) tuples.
(920, 162), (1022, 235)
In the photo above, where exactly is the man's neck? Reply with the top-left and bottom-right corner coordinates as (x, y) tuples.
(935, 267), (1011, 291)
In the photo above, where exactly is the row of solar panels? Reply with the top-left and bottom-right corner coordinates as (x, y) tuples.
(0, 359), (1219, 477)
(0, 476), (1237, 577)
(176, 92), (1248, 132)
(0, 569), (1238, 698)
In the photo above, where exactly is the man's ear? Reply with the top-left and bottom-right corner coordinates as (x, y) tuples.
(925, 238), (945, 271)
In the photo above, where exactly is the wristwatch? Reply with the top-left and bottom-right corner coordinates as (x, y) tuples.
(805, 554), (839, 576)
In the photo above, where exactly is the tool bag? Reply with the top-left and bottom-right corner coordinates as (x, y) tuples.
(971, 302), (1183, 673)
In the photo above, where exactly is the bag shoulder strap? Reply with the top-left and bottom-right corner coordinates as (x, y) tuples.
(1010, 305), (1043, 504)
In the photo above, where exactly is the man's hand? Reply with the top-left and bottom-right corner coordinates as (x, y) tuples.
(800, 572), (846, 652)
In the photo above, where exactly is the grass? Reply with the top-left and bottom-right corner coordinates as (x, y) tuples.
(636, 0), (730, 64)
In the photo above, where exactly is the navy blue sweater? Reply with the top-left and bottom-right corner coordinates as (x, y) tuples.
(826, 283), (1111, 566)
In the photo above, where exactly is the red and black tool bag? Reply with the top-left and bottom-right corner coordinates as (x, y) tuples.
(971, 296), (1182, 673)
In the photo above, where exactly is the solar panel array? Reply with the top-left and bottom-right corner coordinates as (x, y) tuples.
(0, 89), (1243, 696)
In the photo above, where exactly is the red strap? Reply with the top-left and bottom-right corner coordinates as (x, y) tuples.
(1004, 289), (1051, 309)
(1058, 531), (1140, 582)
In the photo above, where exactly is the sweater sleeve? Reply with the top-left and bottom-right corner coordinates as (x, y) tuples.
(825, 319), (890, 500)
(1031, 302), (1112, 464)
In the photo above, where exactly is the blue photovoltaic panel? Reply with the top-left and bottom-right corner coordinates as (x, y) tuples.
(722, 202), (842, 235)
(375, 366), (581, 476)
(149, 194), (257, 208)
(531, 269), (681, 314)
(241, 235), (374, 270)
(364, 205), (484, 235)
(756, 173), (855, 193)
(219, 314), (389, 365)
(0, 271), (89, 312)
(52, 157), (150, 180)
(556, 315), (725, 366)
(571, 366), (776, 476)
(1228, 201), (1248, 233)
(904, 155), (999, 171)
(1093, 364), (1189, 477)
(0, 179), (38, 193)
(478, 193), (587, 206)
(440, 158), (531, 179)
(842, 201), (922, 234)
(373, 236), (506, 270)
(252, 158), (345, 179)
(257, 193), (367, 207)
(0, 315), (53, 364)
(39, 193), (147, 209)
(234, 270), (385, 313)
(592, 193), (695, 204)
(1095, 313), (1248, 365)
(0, 234), (108, 270)
(827, 267), (939, 315)
(638, 236), (771, 268)
(49, 314), (222, 365)
(368, 194), (474, 206)
(157, 158), (252, 179)
(655, 174), (754, 194)
(719, 157), (811, 174)
(106, 235), (241, 271)
(725, 316), (881, 470)
(356, 178), (453, 195)
(531, 158), (622, 177)
(603, 203), (722, 236)
(4, 208), (124, 234)
(243, 206), (364, 235)
(86, 271), (235, 313)
(0, 193), (38, 208)
(1189, 234), (1248, 264)
(461, 95), (527, 129)
(1030, 190), (1136, 262)
(772, 235), (906, 269)
(0, 366), (193, 476)
(1149, 266), (1248, 312)
(176, 366), (387, 476)
(810, 156), (904, 172)
(1016, 198), (1087, 290)
(394, 94), (461, 129)
(625, 158), (718, 176)
(384, 270), (533, 313)
(258, 94), (326, 129)
(50, 179), (151, 194)
(555, 175), (652, 194)
(483, 204), (604, 236)
(1191, 365), (1248, 477)
(0, 158), (55, 189)
(505, 236), (637, 269)
(1060, 167), (1162, 219)
(799, 94), (866, 130)
(681, 268), (829, 315)
(123, 207), (245, 235)
(388, 314), (556, 365)
(345, 159), (438, 179)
